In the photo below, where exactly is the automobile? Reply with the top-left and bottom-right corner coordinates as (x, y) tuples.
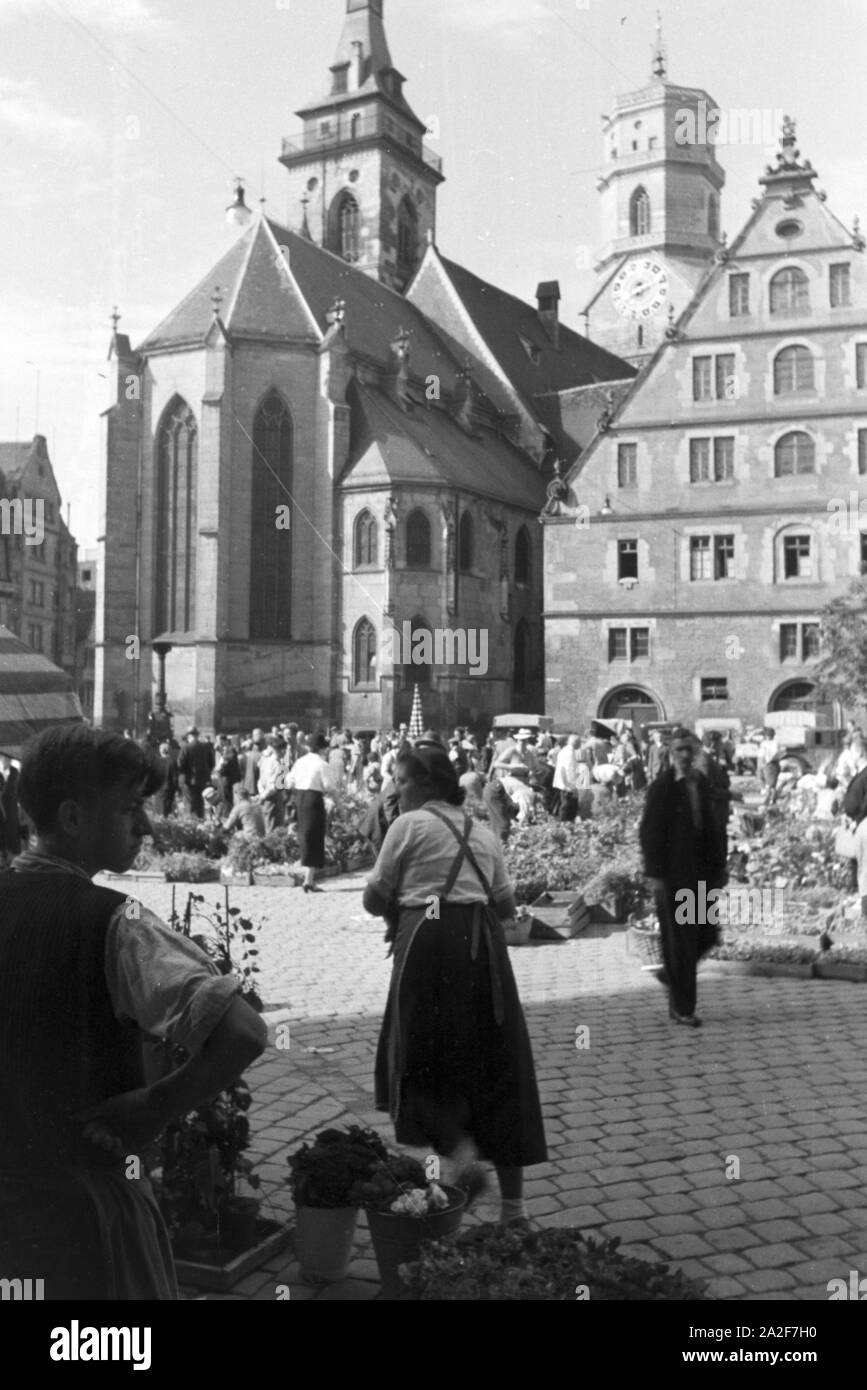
(764, 712), (846, 775)
(491, 713), (554, 736)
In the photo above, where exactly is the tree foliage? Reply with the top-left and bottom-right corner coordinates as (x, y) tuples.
(813, 578), (867, 708)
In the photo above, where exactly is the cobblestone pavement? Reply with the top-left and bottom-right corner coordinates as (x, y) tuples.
(119, 875), (867, 1302)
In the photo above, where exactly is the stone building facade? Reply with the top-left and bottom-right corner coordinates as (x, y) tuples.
(0, 435), (79, 682)
(545, 119), (867, 735)
(95, 0), (632, 736)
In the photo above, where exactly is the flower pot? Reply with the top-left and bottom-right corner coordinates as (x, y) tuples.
(366, 1185), (466, 1300)
(293, 1205), (359, 1285)
(218, 1197), (261, 1252)
(503, 918), (533, 946)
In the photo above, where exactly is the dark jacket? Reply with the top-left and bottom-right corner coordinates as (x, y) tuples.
(844, 765), (867, 825)
(640, 768), (728, 889)
(178, 740), (215, 791)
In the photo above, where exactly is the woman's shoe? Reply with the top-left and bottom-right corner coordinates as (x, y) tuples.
(302, 884), (323, 893)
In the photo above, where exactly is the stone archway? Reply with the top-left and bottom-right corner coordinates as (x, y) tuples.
(600, 685), (662, 734)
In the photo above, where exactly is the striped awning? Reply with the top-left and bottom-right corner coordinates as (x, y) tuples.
(0, 625), (84, 756)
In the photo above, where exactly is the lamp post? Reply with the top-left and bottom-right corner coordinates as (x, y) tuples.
(150, 640), (173, 742)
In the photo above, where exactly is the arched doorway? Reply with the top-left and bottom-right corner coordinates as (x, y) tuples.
(768, 680), (835, 724)
(600, 686), (662, 734)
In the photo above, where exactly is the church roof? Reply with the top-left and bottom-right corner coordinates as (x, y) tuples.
(297, 0), (423, 129)
(0, 443), (32, 481)
(343, 381), (546, 511)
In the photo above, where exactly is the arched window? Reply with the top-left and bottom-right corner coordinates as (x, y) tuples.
(405, 509), (431, 567)
(396, 196), (418, 283)
(354, 509), (378, 568)
(353, 617), (377, 687)
(775, 431), (815, 477)
(155, 396), (198, 634)
(708, 193), (719, 240)
(403, 613), (431, 686)
(458, 512), (474, 572)
(770, 267), (809, 315)
(514, 620), (528, 695)
(629, 186), (651, 237)
(774, 345), (814, 395)
(250, 392), (293, 639)
(350, 113), (361, 140)
(329, 191), (361, 263)
(515, 526), (530, 586)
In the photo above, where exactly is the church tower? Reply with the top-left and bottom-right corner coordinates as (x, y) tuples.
(584, 19), (725, 364)
(279, 0), (444, 293)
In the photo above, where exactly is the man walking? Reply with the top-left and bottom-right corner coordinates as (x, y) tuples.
(640, 726), (728, 1027)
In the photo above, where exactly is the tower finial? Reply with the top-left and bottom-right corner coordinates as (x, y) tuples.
(652, 9), (667, 79)
(110, 305), (121, 334)
(211, 286), (223, 318)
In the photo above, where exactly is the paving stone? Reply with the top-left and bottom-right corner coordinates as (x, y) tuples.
(739, 1267), (798, 1292)
(799, 1212), (856, 1237)
(651, 1232), (715, 1259)
(647, 1213), (704, 1236)
(705, 1227), (756, 1253)
(704, 1252), (754, 1276)
(741, 1241), (804, 1269)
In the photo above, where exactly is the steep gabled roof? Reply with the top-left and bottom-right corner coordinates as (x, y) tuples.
(343, 381), (546, 511)
(297, 0), (423, 128)
(0, 443), (32, 481)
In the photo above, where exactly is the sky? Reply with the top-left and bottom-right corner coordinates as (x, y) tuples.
(1, 0), (866, 550)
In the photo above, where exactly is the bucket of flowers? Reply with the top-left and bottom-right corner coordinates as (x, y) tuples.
(351, 1154), (466, 1300)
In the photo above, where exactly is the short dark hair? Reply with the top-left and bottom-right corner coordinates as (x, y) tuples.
(396, 746), (465, 807)
(18, 725), (165, 831)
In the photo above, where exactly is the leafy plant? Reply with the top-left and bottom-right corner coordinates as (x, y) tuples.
(403, 1224), (711, 1301)
(149, 890), (265, 1245)
(161, 852), (221, 883)
(146, 815), (228, 860)
(287, 1126), (390, 1209)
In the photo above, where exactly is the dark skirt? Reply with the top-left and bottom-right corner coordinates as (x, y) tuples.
(295, 789), (326, 868)
(374, 902), (548, 1168)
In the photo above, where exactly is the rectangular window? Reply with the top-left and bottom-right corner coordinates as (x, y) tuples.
(692, 357), (713, 401)
(830, 264), (851, 308)
(714, 437), (734, 481)
(784, 535), (812, 579)
(715, 354), (736, 401)
(617, 540), (638, 580)
(857, 343), (867, 390)
(44, 501), (54, 524)
(690, 536), (712, 581)
(802, 623), (820, 658)
(689, 438), (711, 482)
(780, 623), (799, 660)
(631, 627), (650, 660)
(700, 678), (729, 701)
(608, 628), (628, 661)
(715, 535), (735, 579)
(729, 273), (749, 317)
(859, 430), (867, 476)
(617, 443), (637, 488)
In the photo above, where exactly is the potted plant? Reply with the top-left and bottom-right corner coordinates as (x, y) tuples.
(287, 1126), (390, 1285)
(352, 1155), (466, 1299)
(583, 865), (648, 923)
(403, 1224), (711, 1301)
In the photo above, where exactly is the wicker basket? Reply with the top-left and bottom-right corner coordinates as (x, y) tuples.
(627, 917), (663, 968)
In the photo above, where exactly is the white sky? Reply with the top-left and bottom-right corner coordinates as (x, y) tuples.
(1, 0), (865, 549)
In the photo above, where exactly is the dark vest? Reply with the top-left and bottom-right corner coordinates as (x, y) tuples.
(0, 874), (143, 1176)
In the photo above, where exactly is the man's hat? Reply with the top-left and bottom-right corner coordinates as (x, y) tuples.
(515, 728), (534, 740)
(187, 727), (199, 737)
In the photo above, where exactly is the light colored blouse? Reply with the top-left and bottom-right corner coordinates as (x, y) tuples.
(367, 801), (513, 908)
(284, 752), (336, 794)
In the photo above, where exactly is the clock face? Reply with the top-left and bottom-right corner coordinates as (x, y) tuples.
(611, 257), (669, 320)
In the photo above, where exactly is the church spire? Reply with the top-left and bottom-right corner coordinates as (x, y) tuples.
(651, 9), (667, 80)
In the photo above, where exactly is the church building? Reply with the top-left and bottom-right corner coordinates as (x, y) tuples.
(95, 0), (631, 735)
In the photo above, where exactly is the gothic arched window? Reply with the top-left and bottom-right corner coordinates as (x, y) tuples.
(406, 509), (431, 567)
(630, 186), (651, 237)
(458, 512), (474, 572)
(770, 267), (809, 315)
(329, 191), (361, 263)
(515, 526), (530, 587)
(353, 617), (377, 687)
(250, 392), (293, 639)
(402, 613), (431, 686)
(155, 396), (198, 634)
(514, 620), (529, 696)
(354, 509), (378, 568)
(397, 196), (418, 283)
(774, 430), (815, 477)
(774, 345), (814, 395)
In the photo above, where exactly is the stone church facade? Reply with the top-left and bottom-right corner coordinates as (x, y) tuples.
(95, 0), (631, 735)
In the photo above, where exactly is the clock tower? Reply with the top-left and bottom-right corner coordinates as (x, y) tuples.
(279, 0), (444, 294)
(584, 21), (725, 365)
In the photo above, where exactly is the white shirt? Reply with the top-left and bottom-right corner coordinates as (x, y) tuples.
(553, 745), (579, 791)
(367, 802), (512, 908)
(284, 751), (336, 794)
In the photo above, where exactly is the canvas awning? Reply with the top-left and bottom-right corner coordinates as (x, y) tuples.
(0, 625), (84, 756)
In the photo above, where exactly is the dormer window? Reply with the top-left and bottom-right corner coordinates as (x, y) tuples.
(331, 64), (349, 95)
